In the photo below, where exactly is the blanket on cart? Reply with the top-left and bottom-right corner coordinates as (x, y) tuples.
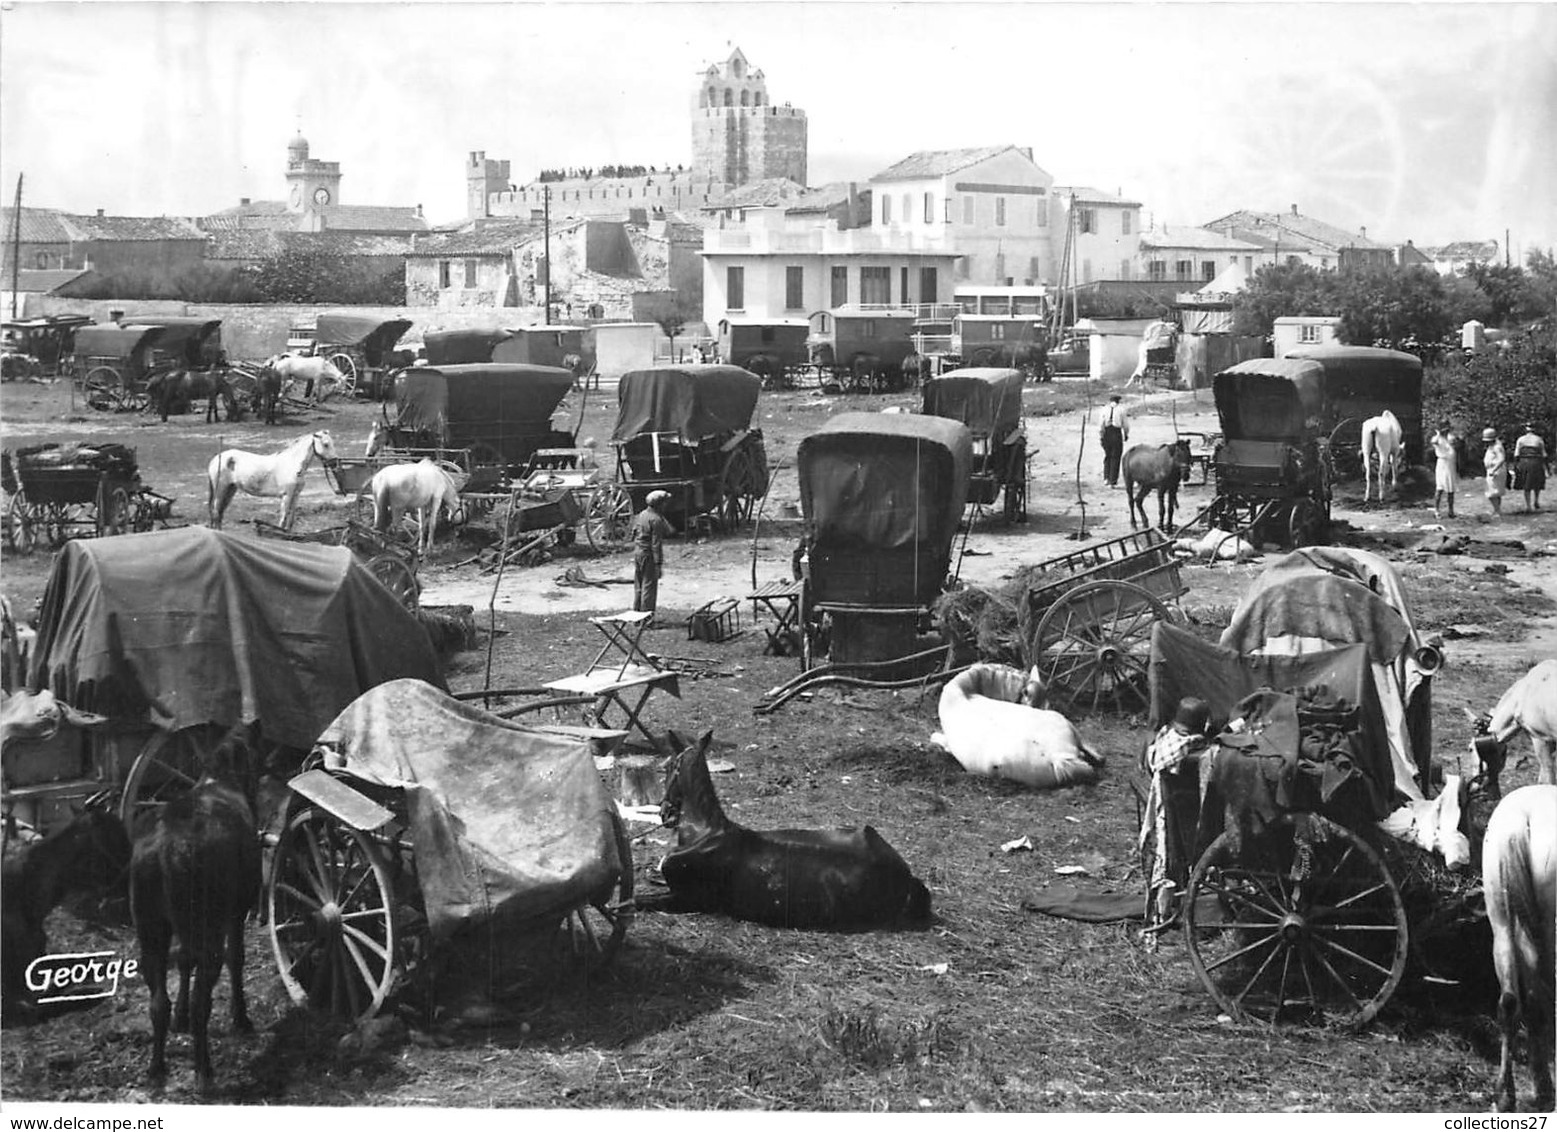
(314, 679), (622, 944)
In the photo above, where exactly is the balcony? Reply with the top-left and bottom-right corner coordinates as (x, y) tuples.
(702, 224), (956, 258)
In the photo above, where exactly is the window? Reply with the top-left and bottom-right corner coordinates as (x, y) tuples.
(1082, 258), (1093, 283)
(1299, 323), (1321, 344)
(901, 194), (911, 225)
(1036, 200), (1048, 227)
(1175, 259), (1194, 281)
(439, 260), (451, 288)
(963, 196), (974, 225)
(831, 265), (848, 308)
(860, 266), (890, 305)
(464, 259), (478, 287)
(919, 266), (937, 304)
(1148, 260), (1167, 281)
(860, 319), (877, 339)
(994, 253), (1005, 281)
(1244, 256), (1254, 274)
(1078, 207), (1096, 234)
(1202, 260), (1217, 282)
(1121, 211), (1132, 235)
(991, 323), (1006, 340)
(785, 265), (804, 310)
(882, 194), (892, 224)
(726, 265), (745, 311)
(900, 266), (910, 303)
(923, 192), (935, 224)
(995, 197), (1006, 227)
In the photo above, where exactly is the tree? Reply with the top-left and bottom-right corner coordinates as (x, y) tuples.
(1424, 330), (1557, 451)
(1231, 262), (1341, 338)
(655, 312), (686, 362)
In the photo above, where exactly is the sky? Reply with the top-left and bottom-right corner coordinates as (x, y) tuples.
(2, 1), (1554, 260)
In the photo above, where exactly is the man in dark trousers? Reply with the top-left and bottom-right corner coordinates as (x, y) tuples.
(1099, 394), (1130, 487)
(631, 490), (674, 623)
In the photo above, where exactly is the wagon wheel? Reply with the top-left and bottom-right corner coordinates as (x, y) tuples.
(1032, 580), (1168, 714)
(583, 482), (633, 550)
(365, 552), (420, 612)
(326, 352), (359, 399)
(718, 444), (761, 530)
(97, 483), (132, 537)
(268, 806), (401, 1022)
(1286, 497), (1328, 549)
(119, 724), (227, 835)
(1183, 813), (1409, 1027)
(555, 809), (634, 972)
(84, 367), (127, 411)
(8, 492), (35, 554)
(1003, 437), (1028, 524)
(1327, 419), (1364, 482)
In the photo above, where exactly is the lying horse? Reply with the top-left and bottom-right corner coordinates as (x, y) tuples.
(2, 801), (132, 1017)
(130, 726), (261, 1092)
(1482, 784), (1556, 1112)
(1360, 410), (1403, 502)
(1123, 439), (1193, 531)
(370, 458), (462, 557)
(207, 429), (338, 530)
(147, 368), (240, 424)
(658, 731), (932, 929)
(264, 353), (345, 402)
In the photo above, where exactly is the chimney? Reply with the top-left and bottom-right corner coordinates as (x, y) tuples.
(1359, 225), (1367, 239)
(97, 208), (105, 217)
(1291, 203), (1298, 216)
(416, 203), (423, 218)
(239, 197), (251, 206)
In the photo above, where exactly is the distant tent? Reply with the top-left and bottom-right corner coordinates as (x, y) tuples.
(1199, 261), (1249, 295)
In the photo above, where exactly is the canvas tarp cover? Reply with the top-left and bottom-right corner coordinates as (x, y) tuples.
(71, 325), (160, 361)
(921, 368), (1024, 435)
(1287, 345), (1425, 462)
(423, 329), (514, 365)
(314, 313), (412, 362)
(799, 412), (972, 552)
(28, 527), (445, 750)
(1214, 358), (1325, 440)
(395, 363), (576, 462)
(314, 679), (621, 943)
(119, 316), (223, 358)
(612, 366), (761, 444)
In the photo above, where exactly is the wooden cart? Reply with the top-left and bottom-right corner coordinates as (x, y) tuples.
(3, 444), (172, 553)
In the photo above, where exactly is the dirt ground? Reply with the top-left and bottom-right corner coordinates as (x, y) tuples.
(3, 375), (1557, 1113)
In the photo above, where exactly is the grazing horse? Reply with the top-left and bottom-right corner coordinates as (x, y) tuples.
(1471, 660), (1557, 797)
(264, 353), (344, 402)
(658, 731), (933, 929)
(2, 803), (132, 1016)
(147, 369), (239, 424)
(206, 429), (338, 530)
(1123, 439), (1193, 531)
(1360, 410), (1404, 502)
(130, 726), (260, 1092)
(1482, 784), (1556, 1112)
(370, 458), (462, 557)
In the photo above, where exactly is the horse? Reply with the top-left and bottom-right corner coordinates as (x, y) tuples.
(657, 730), (933, 930)
(899, 353), (929, 388)
(129, 725), (261, 1092)
(2, 801), (132, 1017)
(1482, 784), (1556, 1112)
(147, 368), (239, 424)
(364, 419), (387, 457)
(264, 353), (344, 402)
(254, 364), (283, 425)
(1123, 439), (1193, 531)
(1360, 410), (1404, 502)
(206, 429), (338, 530)
(1470, 660), (1557, 797)
(370, 458), (462, 557)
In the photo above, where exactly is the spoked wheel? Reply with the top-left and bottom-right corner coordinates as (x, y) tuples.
(584, 482), (633, 550)
(119, 724), (227, 835)
(8, 493), (36, 554)
(364, 553), (420, 612)
(84, 367), (126, 411)
(555, 810), (634, 972)
(1032, 580), (1168, 714)
(1183, 813), (1409, 1027)
(718, 445), (760, 530)
(97, 483), (132, 537)
(1327, 419), (1363, 483)
(1003, 438), (1028, 524)
(325, 352), (358, 400)
(1287, 497), (1328, 549)
(268, 806), (401, 1022)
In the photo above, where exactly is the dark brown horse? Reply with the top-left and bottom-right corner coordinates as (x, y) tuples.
(254, 365), (283, 425)
(129, 726), (261, 1092)
(658, 731), (932, 930)
(1123, 439), (1193, 531)
(148, 368), (240, 424)
(2, 801), (132, 1017)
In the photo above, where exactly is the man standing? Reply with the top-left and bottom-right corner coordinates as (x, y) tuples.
(631, 490), (674, 622)
(1099, 394), (1130, 487)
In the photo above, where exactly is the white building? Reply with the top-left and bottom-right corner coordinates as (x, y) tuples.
(1138, 225), (1265, 285)
(1050, 187), (1144, 282)
(1274, 316), (1343, 356)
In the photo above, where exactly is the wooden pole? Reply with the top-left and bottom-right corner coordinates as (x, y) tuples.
(9, 174), (22, 320)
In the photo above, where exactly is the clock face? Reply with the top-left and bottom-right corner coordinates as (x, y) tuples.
(313, 186), (332, 206)
(289, 183), (302, 208)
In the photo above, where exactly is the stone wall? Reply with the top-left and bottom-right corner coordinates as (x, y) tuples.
(690, 105), (807, 187)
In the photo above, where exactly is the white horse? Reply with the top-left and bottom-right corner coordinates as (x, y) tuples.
(364, 420), (386, 457)
(1475, 660), (1557, 793)
(370, 459), (462, 557)
(1483, 784), (1556, 1112)
(265, 353), (345, 402)
(207, 430), (339, 530)
(1360, 410), (1404, 502)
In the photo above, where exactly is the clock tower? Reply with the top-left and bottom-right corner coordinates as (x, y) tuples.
(284, 132), (343, 213)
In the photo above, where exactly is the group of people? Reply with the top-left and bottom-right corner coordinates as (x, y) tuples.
(1433, 421), (1549, 519)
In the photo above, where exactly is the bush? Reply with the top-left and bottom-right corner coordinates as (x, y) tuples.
(1423, 330), (1557, 453)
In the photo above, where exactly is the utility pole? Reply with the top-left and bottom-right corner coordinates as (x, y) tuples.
(543, 184), (554, 324)
(8, 174), (22, 319)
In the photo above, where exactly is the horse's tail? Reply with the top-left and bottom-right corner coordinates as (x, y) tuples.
(1485, 788), (1557, 1008)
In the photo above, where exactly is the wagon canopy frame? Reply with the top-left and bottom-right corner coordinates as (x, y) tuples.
(391, 362), (578, 470)
(118, 316), (226, 370)
(921, 366), (1028, 521)
(313, 311), (414, 398)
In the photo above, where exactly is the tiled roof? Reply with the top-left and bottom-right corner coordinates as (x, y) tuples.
(293, 231), (418, 256)
(700, 178), (807, 211)
(1430, 240), (1499, 261)
(1203, 209), (1385, 252)
(1139, 226), (1262, 252)
(200, 200), (292, 229)
(785, 182), (868, 215)
(316, 205), (428, 233)
(64, 214), (206, 241)
(204, 229), (288, 260)
(870, 146), (1018, 182)
(0, 207), (77, 242)
(405, 222), (538, 257)
(1053, 186), (1142, 208)
(0, 268), (93, 292)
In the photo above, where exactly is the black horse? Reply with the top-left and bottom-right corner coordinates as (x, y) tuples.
(2, 801), (132, 1017)
(1123, 439), (1193, 531)
(657, 731), (932, 930)
(129, 725), (261, 1092)
(148, 369), (240, 424)
(254, 365), (283, 425)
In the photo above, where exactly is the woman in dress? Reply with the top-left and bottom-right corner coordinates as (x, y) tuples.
(1513, 422), (1549, 512)
(1430, 420), (1459, 520)
(1482, 427), (1507, 517)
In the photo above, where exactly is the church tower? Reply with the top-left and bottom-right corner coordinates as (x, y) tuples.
(467, 150), (512, 219)
(690, 47), (807, 188)
(283, 133), (343, 213)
